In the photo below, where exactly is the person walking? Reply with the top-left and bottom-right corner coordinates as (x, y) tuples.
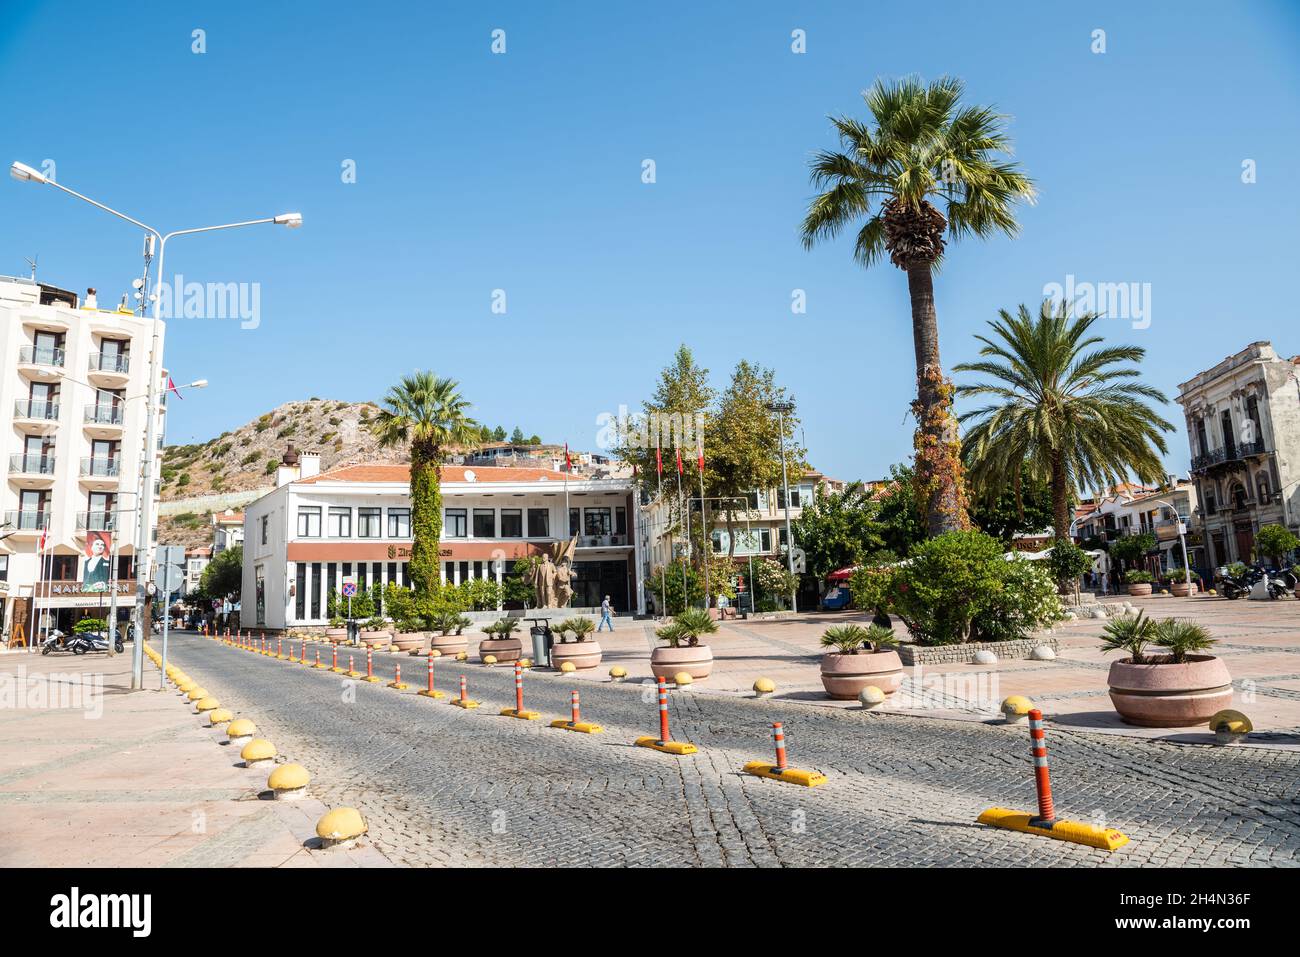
(598, 595), (614, 632)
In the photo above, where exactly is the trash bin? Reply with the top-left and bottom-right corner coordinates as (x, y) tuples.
(530, 624), (549, 667)
(347, 619), (360, 645)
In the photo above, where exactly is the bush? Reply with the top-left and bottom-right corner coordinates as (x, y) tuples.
(1045, 539), (1091, 590)
(646, 559), (704, 615)
(73, 617), (107, 634)
(1256, 523), (1300, 565)
(1125, 569), (1155, 584)
(1110, 533), (1156, 568)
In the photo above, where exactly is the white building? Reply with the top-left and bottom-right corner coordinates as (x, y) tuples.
(1176, 341), (1300, 568)
(240, 452), (641, 630)
(211, 508), (244, 553)
(1073, 479), (1202, 576)
(0, 275), (166, 640)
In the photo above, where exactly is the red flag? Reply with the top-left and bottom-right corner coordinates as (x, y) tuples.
(167, 376), (184, 400)
(696, 431), (704, 471)
(564, 442), (572, 472)
(655, 447), (662, 475)
(676, 448), (683, 475)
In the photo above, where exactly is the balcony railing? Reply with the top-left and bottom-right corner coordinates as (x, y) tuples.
(8, 454), (56, 475)
(76, 511), (116, 531)
(18, 345), (65, 368)
(81, 457), (121, 478)
(13, 399), (60, 421)
(1191, 437), (1268, 471)
(577, 534), (630, 548)
(3, 510), (48, 531)
(89, 353), (130, 374)
(84, 404), (125, 426)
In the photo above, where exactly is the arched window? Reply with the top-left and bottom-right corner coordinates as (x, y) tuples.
(1230, 482), (1248, 510)
(1256, 473), (1272, 506)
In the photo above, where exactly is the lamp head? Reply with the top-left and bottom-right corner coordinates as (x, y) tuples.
(10, 161), (47, 184)
(273, 212), (303, 228)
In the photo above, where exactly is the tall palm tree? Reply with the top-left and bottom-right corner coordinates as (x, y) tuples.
(801, 75), (1036, 536)
(955, 302), (1174, 541)
(370, 372), (479, 594)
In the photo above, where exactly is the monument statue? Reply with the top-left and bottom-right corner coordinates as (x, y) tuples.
(524, 538), (579, 608)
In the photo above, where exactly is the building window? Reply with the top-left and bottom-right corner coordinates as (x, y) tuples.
(584, 508), (612, 537)
(260, 515), (269, 546)
(569, 508), (580, 536)
(327, 563), (337, 603)
(711, 531), (723, 554)
(615, 506), (627, 537)
(328, 507), (351, 537)
(297, 506), (321, 537)
(445, 509), (467, 538)
(500, 509), (522, 537)
(1257, 473), (1272, 505)
(358, 507), (382, 538)
(389, 508), (411, 538)
(527, 508), (549, 537)
(310, 563), (322, 619)
(295, 562), (306, 620)
(472, 508), (495, 538)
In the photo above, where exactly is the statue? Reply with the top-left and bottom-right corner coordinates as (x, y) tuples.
(524, 538), (578, 608)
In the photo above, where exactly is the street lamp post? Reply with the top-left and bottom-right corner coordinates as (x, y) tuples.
(691, 495), (755, 616)
(767, 400), (797, 613)
(11, 159), (299, 688)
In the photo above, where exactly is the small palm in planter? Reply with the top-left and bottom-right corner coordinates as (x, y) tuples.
(479, 616), (523, 663)
(650, 608), (717, 681)
(1124, 569), (1155, 596)
(550, 616), (601, 669)
(818, 624), (904, 700)
(1103, 613), (1231, 727)
(429, 610), (469, 656)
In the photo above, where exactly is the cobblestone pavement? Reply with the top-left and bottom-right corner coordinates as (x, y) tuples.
(167, 633), (1300, 867)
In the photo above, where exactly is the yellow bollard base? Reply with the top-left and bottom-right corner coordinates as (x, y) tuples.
(344, 671), (362, 679)
(500, 708), (541, 720)
(742, 761), (827, 788)
(387, 682), (410, 690)
(977, 807), (1129, 851)
(311, 663), (327, 669)
(634, 736), (697, 755)
(550, 719), (603, 734)
(451, 699), (480, 709)
(417, 689), (446, 699)
(330, 667), (346, 674)
(362, 676), (382, 683)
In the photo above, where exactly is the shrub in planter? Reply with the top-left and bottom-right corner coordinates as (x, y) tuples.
(818, 624), (903, 700)
(1102, 611), (1231, 726)
(1125, 569), (1155, 596)
(650, 608), (716, 680)
(478, 616), (522, 663)
(1163, 568), (1199, 596)
(550, 616), (601, 669)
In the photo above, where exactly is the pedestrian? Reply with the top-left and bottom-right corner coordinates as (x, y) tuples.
(598, 595), (614, 632)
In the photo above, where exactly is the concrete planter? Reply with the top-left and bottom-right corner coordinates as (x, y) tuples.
(1169, 582), (1198, 598)
(430, 633), (468, 657)
(1127, 583), (1153, 597)
(819, 649), (904, 700)
(1107, 655), (1233, 727)
(392, 632), (428, 653)
(360, 630), (391, 647)
(650, 644), (713, 681)
(325, 627), (348, 643)
(478, 636), (522, 663)
(549, 640), (602, 670)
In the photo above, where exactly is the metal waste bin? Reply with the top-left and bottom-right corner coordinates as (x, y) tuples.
(530, 622), (550, 667)
(347, 619), (360, 645)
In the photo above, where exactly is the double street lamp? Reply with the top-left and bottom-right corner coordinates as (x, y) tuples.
(11, 159), (300, 688)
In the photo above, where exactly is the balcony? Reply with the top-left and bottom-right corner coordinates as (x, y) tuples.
(13, 399), (61, 433)
(9, 453), (56, 478)
(80, 456), (122, 488)
(76, 511), (117, 533)
(1191, 437), (1268, 472)
(88, 352), (131, 383)
(576, 533), (631, 548)
(2, 510), (47, 535)
(84, 403), (125, 437)
(17, 345), (65, 381)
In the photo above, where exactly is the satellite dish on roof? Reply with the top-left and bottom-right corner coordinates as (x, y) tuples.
(464, 469), (476, 482)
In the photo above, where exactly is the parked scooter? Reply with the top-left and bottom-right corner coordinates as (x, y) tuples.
(67, 629), (125, 655)
(1216, 564), (1260, 600)
(1266, 566), (1298, 600)
(39, 628), (74, 655)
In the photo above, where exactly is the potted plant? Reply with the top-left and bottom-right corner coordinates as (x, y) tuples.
(1164, 568), (1199, 598)
(478, 616), (523, 663)
(549, 616), (602, 670)
(428, 609), (468, 656)
(392, 619), (428, 653)
(360, 617), (391, 646)
(1102, 612), (1232, 726)
(325, 616), (348, 642)
(1124, 569), (1155, 597)
(650, 608), (716, 681)
(818, 624), (904, 700)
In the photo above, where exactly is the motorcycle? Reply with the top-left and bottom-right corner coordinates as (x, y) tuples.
(1216, 565), (1257, 600)
(1266, 566), (1297, 600)
(39, 628), (74, 656)
(67, 629), (125, 655)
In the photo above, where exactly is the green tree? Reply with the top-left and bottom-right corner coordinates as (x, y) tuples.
(200, 546), (243, 600)
(1255, 523), (1300, 565)
(968, 475), (1054, 544)
(370, 372), (478, 594)
(956, 302), (1174, 540)
(802, 75), (1035, 537)
(791, 481), (883, 580)
(492, 425), (507, 441)
(1110, 532), (1156, 571)
(510, 427), (525, 444)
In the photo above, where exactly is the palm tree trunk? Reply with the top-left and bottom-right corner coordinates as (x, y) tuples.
(1050, 451), (1070, 541)
(409, 439), (442, 595)
(906, 263), (967, 536)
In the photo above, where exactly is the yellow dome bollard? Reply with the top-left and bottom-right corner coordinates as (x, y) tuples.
(226, 718), (257, 747)
(673, 671), (693, 687)
(315, 807), (367, 849)
(752, 677), (776, 698)
(267, 763), (311, 801)
(482, 654), (497, 667)
(1000, 695), (1034, 725)
(858, 686), (886, 710)
(240, 738), (277, 769)
(208, 708), (234, 728)
(455, 651), (468, 662)
(1209, 709), (1252, 745)
(559, 661), (576, 674)
(195, 696), (220, 713)
(608, 665), (627, 682)
(186, 688), (209, 702)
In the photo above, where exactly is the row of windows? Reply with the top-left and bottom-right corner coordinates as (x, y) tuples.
(295, 506), (409, 539)
(443, 506), (626, 539)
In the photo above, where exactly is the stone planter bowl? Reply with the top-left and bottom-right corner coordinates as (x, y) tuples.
(1127, 583), (1153, 597)
(549, 639), (602, 671)
(360, 630), (391, 647)
(392, 632), (428, 653)
(649, 644), (713, 681)
(478, 636), (523, 664)
(1169, 582), (1198, 598)
(324, 627), (348, 643)
(1107, 655), (1233, 727)
(819, 649), (904, 700)
(430, 633), (468, 657)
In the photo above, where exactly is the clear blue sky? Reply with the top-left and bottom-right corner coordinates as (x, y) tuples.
(3, 1), (1298, 482)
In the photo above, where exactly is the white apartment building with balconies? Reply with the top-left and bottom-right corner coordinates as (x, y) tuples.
(0, 275), (166, 638)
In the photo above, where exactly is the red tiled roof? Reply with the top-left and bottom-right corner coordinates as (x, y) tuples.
(296, 464), (579, 485)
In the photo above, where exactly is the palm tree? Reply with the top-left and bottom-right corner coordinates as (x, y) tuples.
(955, 301), (1174, 541)
(801, 75), (1035, 536)
(370, 372), (479, 594)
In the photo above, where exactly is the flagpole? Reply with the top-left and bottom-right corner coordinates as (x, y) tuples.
(655, 436), (667, 619)
(697, 430), (709, 611)
(675, 448), (688, 609)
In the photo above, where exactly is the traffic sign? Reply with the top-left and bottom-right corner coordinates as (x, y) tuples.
(341, 577), (357, 598)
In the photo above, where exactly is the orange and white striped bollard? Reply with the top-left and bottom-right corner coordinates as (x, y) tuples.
(366, 647), (373, 680)
(1028, 709), (1056, 826)
(426, 652), (435, 694)
(658, 676), (670, 744)
(459, 675), (468, 703)
(772, 722), (788, 771)
(514, 663), (524, 712)
(571, 690), (581, 725)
